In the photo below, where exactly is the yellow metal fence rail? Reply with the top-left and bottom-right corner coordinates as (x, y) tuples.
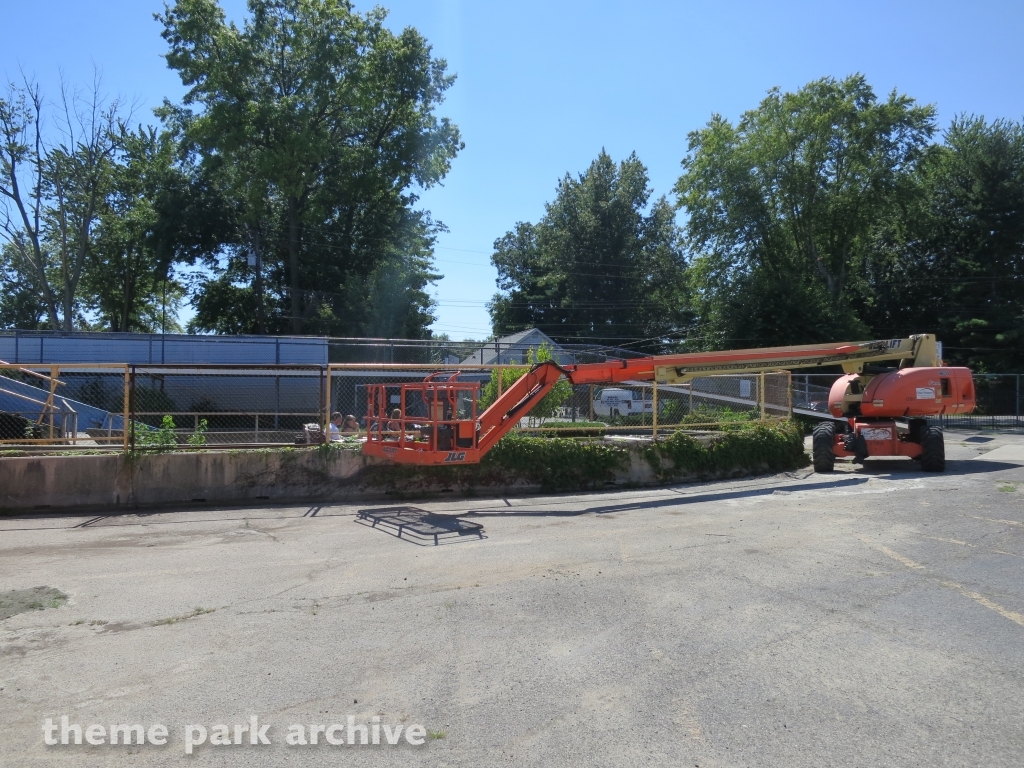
(0, 363), (793, 452)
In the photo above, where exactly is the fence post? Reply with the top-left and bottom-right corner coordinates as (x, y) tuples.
(129, 365), (137, 453)
(787, 371), (793, 419)
(1017, 374), (1021, 425)
(589, 384), (594, 422)
(652, 379), (658, 439)
(48, 364), (58, 440)
(122, 365), (130, 453)
(320, 366), (327, 429)
(760, 371), (766, 421)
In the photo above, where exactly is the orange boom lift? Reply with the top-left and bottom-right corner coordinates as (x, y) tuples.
(362, 334), (975, 473)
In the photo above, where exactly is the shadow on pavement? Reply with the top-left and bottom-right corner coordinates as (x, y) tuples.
(853, 459), (1022, 477)
(5, 459), (1017, 531)
(459, 477), (871, 518)
(355, 506), (486, 546)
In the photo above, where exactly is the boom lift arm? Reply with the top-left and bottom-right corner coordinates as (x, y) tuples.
(361, 335), (974, 471)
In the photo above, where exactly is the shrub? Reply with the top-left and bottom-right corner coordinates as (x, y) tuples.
(482, 432), (627, 489)
(188, 419), (209, 447)
(363, 432), (628, 492)
(644, 420), (808, 480)
(134, 415), (178, 452)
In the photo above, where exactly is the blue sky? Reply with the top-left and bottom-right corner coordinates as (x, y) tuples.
(4, 1), (1024, 339)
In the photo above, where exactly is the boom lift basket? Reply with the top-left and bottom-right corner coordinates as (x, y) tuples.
(363, 372), (483, 465)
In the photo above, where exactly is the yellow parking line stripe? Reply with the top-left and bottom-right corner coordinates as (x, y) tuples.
(859, 537), (926, 569)
(973, 517), (1024, 528)
(921, 535), (974, 547)
(940, 581), (1024, 628)
(857, 536), (1024, 627)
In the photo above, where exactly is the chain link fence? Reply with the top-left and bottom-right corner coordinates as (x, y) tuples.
(4, 350), (1017, 452)
(0, 363), (128, 447)
(0, 363), (325, 450)
(791, 374), (840, 416)
(12, 362), (1020, 453)
(127, 365), (324, 447)
(656, 373), (792, 429)
(325, 337), (650, 366)
(328, 365), (793, 439)
(6, 331), (1018, 430)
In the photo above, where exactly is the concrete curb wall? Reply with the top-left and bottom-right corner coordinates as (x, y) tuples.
(1, 442), (673, 512)
(0, 430), (769, 512)
(1, 449), (370, 511)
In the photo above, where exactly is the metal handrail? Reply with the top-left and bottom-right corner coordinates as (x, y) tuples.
(0, 359), (66, 386)
(0, 385), (51, 407)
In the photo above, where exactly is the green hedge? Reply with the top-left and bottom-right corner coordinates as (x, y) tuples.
(361, 432), (629, 493)
(359, 421), (807, 493)
(482, 432), (627, 489)
(643, 421), (808, 480)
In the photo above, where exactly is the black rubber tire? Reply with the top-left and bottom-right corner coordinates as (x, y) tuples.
(908, 418), (928, 444)
(920, 426), (945, 472)
(812, 421), (836, 473)
(851, 434), (869, 464)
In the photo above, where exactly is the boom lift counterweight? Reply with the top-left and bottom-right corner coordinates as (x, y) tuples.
(361, 335), (975, 472)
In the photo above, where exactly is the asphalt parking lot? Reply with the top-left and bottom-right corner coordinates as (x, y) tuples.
(1, 429), (1023, 767)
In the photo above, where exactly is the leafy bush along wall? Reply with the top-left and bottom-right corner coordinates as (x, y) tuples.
(353, 421), (808, 493)
(642, 421), (808, 481)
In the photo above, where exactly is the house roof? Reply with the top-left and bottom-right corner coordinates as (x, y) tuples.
(460, 328), (568, 365)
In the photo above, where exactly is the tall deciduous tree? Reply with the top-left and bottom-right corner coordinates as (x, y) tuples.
(85, 125), (215, 332)
(868, 116), (1024, 371)
(159, 0), (462, 334)
(0, 76), (124, 330)
(490, 150), (688, 350)
(675, 74), (935, 349)
(0, 240), (47, 328)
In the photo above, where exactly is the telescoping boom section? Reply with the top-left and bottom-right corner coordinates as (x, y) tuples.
(361, 335), (975, 471)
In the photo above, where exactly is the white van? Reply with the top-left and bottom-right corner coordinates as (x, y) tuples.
(592, 388), (654, 417)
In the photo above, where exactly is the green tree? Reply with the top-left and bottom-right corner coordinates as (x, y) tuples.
(868, 116), (1024, 371)
(675, 74), (935, 349)
(0, 77), (125, 330)
(159, 0), (462, 335)
(0, 240), (47, 328)
(489, 150), (688, 350)
(478, 344), (572, 419)
(86, 127), (182, 331)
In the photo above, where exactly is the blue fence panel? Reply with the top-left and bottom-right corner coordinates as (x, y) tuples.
(0, 332), (327, 365)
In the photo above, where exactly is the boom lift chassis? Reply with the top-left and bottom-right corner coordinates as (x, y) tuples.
(362, 335), (975, 473)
